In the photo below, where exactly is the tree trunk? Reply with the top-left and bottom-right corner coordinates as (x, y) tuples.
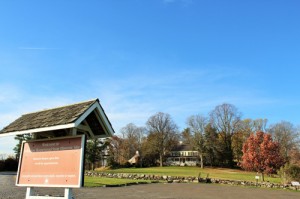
(199, 154), (204, 169)
(261, 172), (265, 182)
(160, 154), (163, 167)
(139, 157), (143, 168)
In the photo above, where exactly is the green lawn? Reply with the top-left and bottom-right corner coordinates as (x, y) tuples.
(101, 166), (281, 184)
(84, 176), (154, 187)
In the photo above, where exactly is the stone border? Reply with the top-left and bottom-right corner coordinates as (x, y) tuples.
(101, 181), (160, 187)
(85, 171), (300, 191)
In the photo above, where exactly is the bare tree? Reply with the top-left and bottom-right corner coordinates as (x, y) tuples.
(120, 123), (146, 165)
(239, 118), (268, 134)
(146, 112), (179, 167)
(253, 118), (268, 132)
(232, 118), (268, 162)
(186, 114), (208, 168)
(121, 124), (140, 157)
(107, 136), (126, 166)
(210, 103), (241, 167)
(269, 121), (299, 162)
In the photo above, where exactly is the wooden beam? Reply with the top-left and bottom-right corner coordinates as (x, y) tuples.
(77, 123), (94, 138)
(0, 123), (76, 138)
(71, 128), (77, 136)
(73, 102), (114, 137)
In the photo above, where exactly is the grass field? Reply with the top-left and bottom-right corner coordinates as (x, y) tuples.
(84, 176), (154, 187)
(99, 166), (281, 184)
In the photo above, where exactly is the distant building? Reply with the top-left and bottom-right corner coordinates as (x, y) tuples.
(166, 143), (199, 166)
(128, 151), (140, 165)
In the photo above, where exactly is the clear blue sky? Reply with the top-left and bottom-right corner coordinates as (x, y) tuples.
(0, 0), (300, 155)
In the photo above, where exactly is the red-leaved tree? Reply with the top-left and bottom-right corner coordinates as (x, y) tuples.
(240, 131), (285, 181)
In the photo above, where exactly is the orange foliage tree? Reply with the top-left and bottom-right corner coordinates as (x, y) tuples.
(240, 131), (285, 181)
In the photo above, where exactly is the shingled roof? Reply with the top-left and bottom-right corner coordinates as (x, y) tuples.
(0, 99), (114, 138)
(172, 144), (195, 151)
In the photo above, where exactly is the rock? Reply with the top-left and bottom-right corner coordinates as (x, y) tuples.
(83, 171), (294, 191)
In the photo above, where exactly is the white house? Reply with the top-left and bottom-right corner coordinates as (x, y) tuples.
(166, 143), (199, 166)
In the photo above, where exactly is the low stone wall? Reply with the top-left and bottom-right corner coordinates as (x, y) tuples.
(85, 171), (300, 191)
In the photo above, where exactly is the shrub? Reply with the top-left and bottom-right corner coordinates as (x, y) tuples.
(279, 164), (300, 183)
(287, 165), (300, 181)
(0, 160), (5, 171)
(106, 157), (121, 169)
(4, 157), (18, 171)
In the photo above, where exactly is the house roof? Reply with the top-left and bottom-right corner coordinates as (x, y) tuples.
(172, 144), (194, 151)
(0, 99), (115, 138)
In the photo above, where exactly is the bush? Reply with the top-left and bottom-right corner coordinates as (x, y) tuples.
(287, 165), (300, 181)
(106, 157), (121, 169)
(279, 164), (300, 183)
(0, 160), (5, 171)
(4, 158), (18, 171)
(122, 162), (133, 168)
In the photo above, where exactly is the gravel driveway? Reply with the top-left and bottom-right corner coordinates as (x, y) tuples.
(1, 172), (299, 199)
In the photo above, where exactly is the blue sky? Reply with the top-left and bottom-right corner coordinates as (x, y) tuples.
(0, 0), (300, 155)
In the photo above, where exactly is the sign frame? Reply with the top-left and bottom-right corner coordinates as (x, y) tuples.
(16, 135), (86, 188)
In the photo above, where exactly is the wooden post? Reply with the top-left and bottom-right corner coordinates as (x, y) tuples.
(65, 188), (73, 199)
(255, 175), (260, 186)
(26, 187), (34, 199)
(25, 187), (74, 199)
(71, 128), (77, 136)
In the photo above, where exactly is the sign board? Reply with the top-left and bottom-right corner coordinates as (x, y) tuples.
(291, 181), (300, 186)
(16, 135), (85, 188)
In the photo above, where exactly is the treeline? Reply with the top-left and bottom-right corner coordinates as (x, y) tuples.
(10, 103), (300, 179)
(93, 103), (300, 172)
(0, 157), (18, 171)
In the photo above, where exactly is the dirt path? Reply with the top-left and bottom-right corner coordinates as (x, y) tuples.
(0, 173), (299, 199)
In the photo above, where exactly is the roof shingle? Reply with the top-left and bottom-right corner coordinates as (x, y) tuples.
(0, 99), (97, 134)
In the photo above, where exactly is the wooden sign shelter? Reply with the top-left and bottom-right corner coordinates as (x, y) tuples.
(0, 99), (115, 199)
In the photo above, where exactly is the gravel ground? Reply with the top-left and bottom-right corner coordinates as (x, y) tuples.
(1, 172), (299, 199)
